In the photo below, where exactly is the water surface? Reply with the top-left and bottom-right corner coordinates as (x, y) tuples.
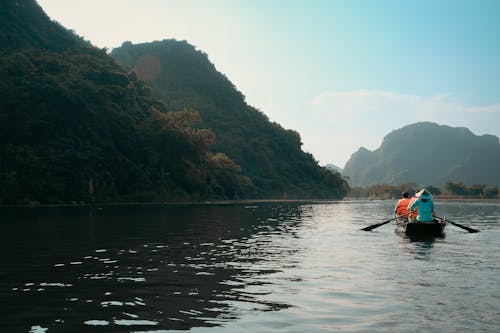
(1, 200), (499, 332)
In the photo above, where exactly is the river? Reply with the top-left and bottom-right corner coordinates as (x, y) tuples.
(1, 200), (499, 332)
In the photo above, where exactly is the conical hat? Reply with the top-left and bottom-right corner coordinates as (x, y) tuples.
(415, 189), (432, 199)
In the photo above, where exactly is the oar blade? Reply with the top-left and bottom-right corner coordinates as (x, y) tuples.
(437, 216), (479, 233)
(361, 224), (381, 231)
(451, 221), (479, 233)
(361, 219), (393, 231)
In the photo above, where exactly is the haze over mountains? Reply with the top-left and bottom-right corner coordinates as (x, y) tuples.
(343, 122), (500, 188)
(0, 0), (348, 204)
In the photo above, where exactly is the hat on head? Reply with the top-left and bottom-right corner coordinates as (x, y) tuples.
(416, 189), (432, 199)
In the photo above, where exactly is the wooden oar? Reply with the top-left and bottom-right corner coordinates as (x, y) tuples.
(435, 216), (479, 233)
(361, 213), (409, 231)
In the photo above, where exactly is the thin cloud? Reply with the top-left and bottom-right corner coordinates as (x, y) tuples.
(311, 89), (500, 129)
(307, 90), (500, 166)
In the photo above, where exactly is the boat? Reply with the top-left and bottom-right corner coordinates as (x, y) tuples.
(395, 216), (447, 238)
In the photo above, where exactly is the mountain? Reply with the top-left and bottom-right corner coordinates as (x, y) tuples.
(0, 0), (251, 204)
(0, 0), (86, 51)
(0, 0), (348, 204)
(343, 122), (500, 187)
(325, 164), (343, 174)
(111, 40), (349, 199)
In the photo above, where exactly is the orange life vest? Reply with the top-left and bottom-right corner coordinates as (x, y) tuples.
(395, 198), (411, 216)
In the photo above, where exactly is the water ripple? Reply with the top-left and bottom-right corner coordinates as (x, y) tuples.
(0, 202), (499, 332)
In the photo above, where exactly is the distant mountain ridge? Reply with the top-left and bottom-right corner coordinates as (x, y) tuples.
(343, 122), (500, 187)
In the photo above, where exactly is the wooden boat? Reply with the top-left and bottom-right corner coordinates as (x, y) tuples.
(395, 216), (446, 238)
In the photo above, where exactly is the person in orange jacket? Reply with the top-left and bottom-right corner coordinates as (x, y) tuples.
(394, 192), (411, 217)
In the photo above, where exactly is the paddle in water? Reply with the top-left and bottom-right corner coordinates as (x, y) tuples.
(435, 216), (479, 233)
(361, 213), (410, 231)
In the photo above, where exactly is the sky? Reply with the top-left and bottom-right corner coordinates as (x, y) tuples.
(36, 0), (500, 168)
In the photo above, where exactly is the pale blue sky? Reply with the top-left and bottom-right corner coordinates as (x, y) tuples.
(37, 0), (500, 167)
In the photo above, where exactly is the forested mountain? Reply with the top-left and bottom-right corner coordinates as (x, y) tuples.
(0, 0), (252, 204)
(343, 122), (500, 187)
(111, 40), (349, 199)
(0, 0), (348, 204)
(0, 0), (86, 51)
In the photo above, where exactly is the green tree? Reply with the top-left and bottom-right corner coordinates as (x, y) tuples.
(445, 182), (468, 196)
(426, 185), (442, 196)
(483, 186), (499, 198)
(469, 184), (486, 196)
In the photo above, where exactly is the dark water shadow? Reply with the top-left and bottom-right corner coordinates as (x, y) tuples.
(0, 203), (305, 332)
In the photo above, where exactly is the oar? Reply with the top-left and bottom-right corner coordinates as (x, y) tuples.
(435, 216), (479, 233)
(361, 218), (395, 231)
(361, 213), (409, 231)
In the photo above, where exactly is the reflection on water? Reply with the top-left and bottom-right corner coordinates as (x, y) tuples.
(1, 200), (499, 333)
(0, 204), (304, 332)
(398, 237), (438, 260)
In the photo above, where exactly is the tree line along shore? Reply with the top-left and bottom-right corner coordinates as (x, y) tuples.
(347, 181), (499, 200)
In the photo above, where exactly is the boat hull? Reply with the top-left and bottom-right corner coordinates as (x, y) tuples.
(396, 218), (446, 238)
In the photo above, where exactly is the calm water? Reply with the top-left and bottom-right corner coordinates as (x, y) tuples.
(1, 200), (499, 333)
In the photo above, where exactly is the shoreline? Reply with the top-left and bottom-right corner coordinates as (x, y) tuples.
(0, 198), (341, 209)
(1, 196), (499, 209)
(345, 196), (500, 203)
(434, 196), (500, 203)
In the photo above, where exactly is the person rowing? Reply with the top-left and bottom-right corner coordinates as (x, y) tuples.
(408, 189), (435, 222)
(394, 191), (411, 218)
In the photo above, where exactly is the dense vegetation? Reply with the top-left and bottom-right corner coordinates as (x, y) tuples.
(0, 0), (251, 204)
(0, 0), (348, 204)
(343, 122), (500, 188)
(348, 183), (433, 199)
(0, 0), (86, 51)
(112, 40), (349, 199)
(348, 182), (499, 199)
(0, 47), (254, 204)
(443, 182), (499, 198)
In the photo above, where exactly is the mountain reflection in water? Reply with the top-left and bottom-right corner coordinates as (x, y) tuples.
(1, 204), (303, 332)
